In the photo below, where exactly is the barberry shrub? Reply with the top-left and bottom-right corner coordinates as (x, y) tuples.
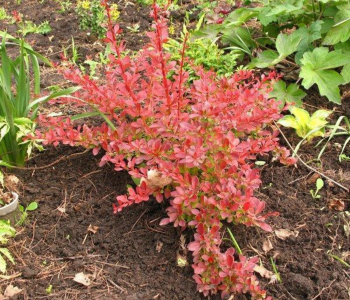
(36, 3), (295, 299)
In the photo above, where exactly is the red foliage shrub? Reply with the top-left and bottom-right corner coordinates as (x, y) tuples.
(36, 3), (295, 299)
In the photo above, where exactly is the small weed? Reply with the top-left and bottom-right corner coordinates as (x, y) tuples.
(310, 178), (324, 199)
(17, 20), (52, 36)
(270, 258), (282, 283)
(46, 284), (53, 294)
(16, 202), (38, 226)
(0, 220), (15, 273)
(226, 228), (242, 254)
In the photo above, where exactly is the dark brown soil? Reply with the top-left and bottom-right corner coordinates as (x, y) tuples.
(0, 0), (349, 299)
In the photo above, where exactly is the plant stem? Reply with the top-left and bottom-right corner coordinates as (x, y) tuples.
(275, 121), (350, 193)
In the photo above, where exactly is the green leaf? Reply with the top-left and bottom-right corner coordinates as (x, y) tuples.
(0, 254), (6, 273)
(0, 117), (9, 140)
(26, 202), (38, 211)
(341, 64), (350, 83)
(277, 115), (298, 129)
(0, 248), (14, 264)
(300, 48), (350, 103)
(294, 21), (323, 63)
(323, 5), (350, 45)
(290, 106), (310, 129)
(316, 178), (324, 190)
(276, 32), (301, 58)
(270, 81), (306, 107)
(252, 50), (279, 68)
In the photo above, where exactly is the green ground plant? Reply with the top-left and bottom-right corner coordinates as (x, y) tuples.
(0, 33), (78, 167)
(310, 178), (324, 199)
(0, 220), (15, 273)
(17, 20), (52, 36)
(76, 0), (119, 38)
(278, 107), (332, 141)
(193, 0), (350, 104)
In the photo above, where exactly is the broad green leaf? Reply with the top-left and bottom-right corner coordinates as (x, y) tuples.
(269, 81), (305, 107)
(341, 64), (350, 83)
(294, 21), (323, 63)
(290, 106), (310, 129)
(224, 8), (256, 27)
(191, 24), (221, 41)
(323, 5), (350, 45)
(300, 48), (350, 103)
(252, 50), (279, 68)
(316, 178), (324, 190)
(26, 202), (38, 211)
(311, 110), (333, 120)
(277, 115), (298, 129)
(276, 33), (301, 58)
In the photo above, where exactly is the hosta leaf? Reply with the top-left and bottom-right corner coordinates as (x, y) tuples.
(323, 5), (350, 45)
(278, 115), (298, 129)
(290, 106), (310, 129)
(300, 48), (350, 103)
(311, 110), (332, 120)
(270, 81), (305, 107)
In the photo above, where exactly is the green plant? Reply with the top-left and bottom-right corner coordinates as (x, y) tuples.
(62, 37), (79, 64)
(270, 258), (281, 283)
(76, 0), (119, 38)
(16, 201), (38, 226)
(0, 220), (15, 273)
(46, 284), (53, 294)
(126, 23), (140, 33)
(310, 178), (324, 199)
(164, 34), (240, 80)
(17, 20), (52, 36)
(0, 32), (79, 167)
(226, 228), (242, 254)
(278, 107), (332, 142)
(193, 0), (350, 104)
(317, 115), (350, 161)
(54, 0), (72, 12)
(0, 8), (10, 21)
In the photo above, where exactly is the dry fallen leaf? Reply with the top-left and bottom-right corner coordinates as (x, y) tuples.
(262, 239), (273, 254)
(275, 229), (299, 240)
(253, 265), (278, 284)
(328, 199), (345, 211)
(140, 170), (172, 189)
(4, 284), (22, 297)
(73, 272), (91, 286)
(87, 224), (99, 234)
(156, 240), (163, 253)
(306, 173), (320, 184)
(57, 206), (66, 213)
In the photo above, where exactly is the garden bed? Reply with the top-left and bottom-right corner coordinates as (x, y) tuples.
(0, 0), (349, 299)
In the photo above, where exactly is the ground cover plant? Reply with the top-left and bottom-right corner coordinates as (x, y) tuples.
(0, 0), (348, 299)
(193, 0), (350, 104)
(34, 2), (298, 298)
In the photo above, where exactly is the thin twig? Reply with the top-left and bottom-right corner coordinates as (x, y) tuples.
(107, 279), (127, 293)
(275, 121), (349, 193)
(310, 279), (336, 300)
(9, 150), (89, 170)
